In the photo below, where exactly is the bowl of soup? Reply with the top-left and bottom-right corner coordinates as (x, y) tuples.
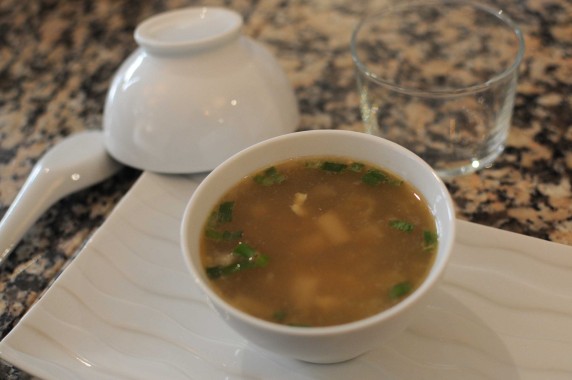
(180, 129), (455, 363)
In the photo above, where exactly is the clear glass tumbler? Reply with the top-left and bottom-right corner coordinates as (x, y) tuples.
(351, 0), (525, 178)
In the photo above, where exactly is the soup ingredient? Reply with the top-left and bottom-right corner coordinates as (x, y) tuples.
(423, 230), (439, 251)
(204, 201), (243, 241)
(200, 156), (438, 327)
(290, 192), (308, 217)
(206, 242), (269, 279)
(389, 281), (413, 299)
(253, 166), (286, 186)
(316, 211), (351, 245)
(389, 220), (414, 232)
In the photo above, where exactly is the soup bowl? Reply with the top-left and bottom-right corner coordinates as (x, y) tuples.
(180, 129), (455, 363)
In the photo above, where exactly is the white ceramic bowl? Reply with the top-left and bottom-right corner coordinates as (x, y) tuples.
(103, 7), (299, 173)
(180, 130), (456, 363)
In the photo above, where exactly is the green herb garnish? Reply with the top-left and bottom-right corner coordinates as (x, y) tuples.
(232, 243), (269, 270)
(306, 160), (364, 173)
(362, 169), (402, 186)
(389, 281), (412, 299)
(233, 242), (257, 258)
(206, 263), (243, 279)
(321, 161), (347, 172)
(205, 202), (241, 241)
(423, 230), (438, 251)
(254, 166), (286, 186)
(206, 243), (269, 279)
(216, 201), (235, 223)
(362, 169), (389, 186)
(389, 220), (414, 232)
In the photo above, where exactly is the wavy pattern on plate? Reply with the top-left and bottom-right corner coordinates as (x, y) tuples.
(1, 172), (572, 380)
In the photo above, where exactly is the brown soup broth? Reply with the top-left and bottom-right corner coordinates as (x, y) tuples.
(200, 157), (438, 327)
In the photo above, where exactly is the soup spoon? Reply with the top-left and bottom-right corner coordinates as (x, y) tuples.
(0, 131), (122, 266)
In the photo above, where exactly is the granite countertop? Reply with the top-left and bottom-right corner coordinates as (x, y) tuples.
(0, 0), (570, 378)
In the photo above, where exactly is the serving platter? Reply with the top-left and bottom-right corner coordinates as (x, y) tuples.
(1, 172), (571, 379)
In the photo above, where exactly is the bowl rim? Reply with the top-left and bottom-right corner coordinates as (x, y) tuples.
(181, 129), (456, 337)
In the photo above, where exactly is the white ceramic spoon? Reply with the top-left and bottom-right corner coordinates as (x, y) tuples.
(0, 131), (123, 265)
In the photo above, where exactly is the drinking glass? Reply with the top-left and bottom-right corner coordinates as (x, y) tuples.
(351, 0), (525, 178)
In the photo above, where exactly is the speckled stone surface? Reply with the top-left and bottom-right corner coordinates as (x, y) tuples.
(0, 0), (570, 377)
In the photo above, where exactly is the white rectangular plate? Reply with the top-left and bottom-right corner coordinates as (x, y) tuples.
(1, 172), (571, 380)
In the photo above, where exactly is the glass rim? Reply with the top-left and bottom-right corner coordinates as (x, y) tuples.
(350, 0), (526, 97)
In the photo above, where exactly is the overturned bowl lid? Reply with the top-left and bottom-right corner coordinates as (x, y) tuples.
(103, 7), (299, 173)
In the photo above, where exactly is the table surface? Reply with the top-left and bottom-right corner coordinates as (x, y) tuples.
(0, 0), (570, 378)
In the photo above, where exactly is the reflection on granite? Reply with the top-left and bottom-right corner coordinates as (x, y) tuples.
(0, 0), (570, 377)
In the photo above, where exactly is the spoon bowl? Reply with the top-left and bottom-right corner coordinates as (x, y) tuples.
(0, 131), (122, 264)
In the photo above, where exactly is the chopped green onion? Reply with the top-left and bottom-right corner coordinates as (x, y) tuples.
(205, 242), (270, 279)
(206, 267), (221, 279)
(233, 243), (269, 267)
(389, 220), (414, 232)
(206, 263), (243, 279)
(205, 229), (243, 241)
(254, 166), (286, 186)
(321, 162), (347, 172)
(206, 201), (235, 229)
(216, 201), (235, 223)
(306, 160), (364, 173)
(233, 243), (269, 269)
(233, 242), (257, 258)
(206, 247), (269, 279)
(423, 230), (438, 251)
(389, 281), (412, 299)
(362, 169), (389, 186)
(362, 169), (402, 186)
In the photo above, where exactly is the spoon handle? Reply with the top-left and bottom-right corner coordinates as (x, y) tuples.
(0, 131), (123, 265)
